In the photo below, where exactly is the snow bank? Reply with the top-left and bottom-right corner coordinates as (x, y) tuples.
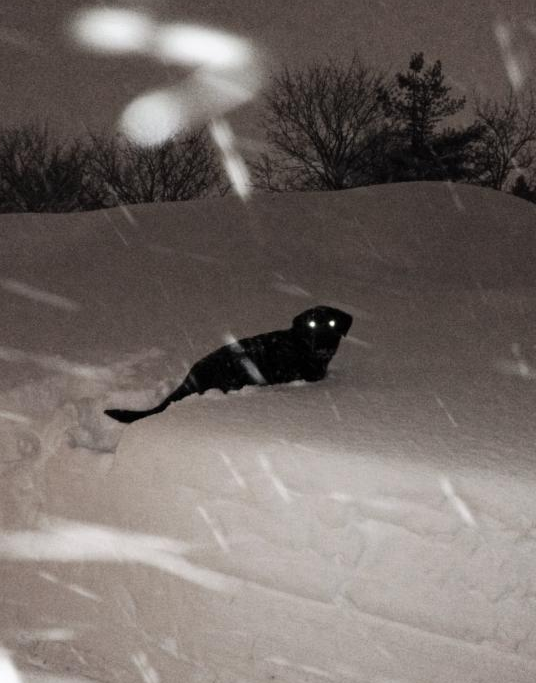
(1, 183), (536, 682)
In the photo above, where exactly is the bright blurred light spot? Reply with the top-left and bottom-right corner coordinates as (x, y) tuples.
(71, 7), (153, 54)
(157, 24), (250, 68)
(71, 7), (264, 196)
(120, 90), (183, 146)
(0, 650), (22, 683)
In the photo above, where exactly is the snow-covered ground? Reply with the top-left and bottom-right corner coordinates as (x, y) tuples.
(2, 182), (536, 682)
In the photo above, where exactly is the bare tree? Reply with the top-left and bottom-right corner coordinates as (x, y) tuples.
(88, 129), (221, 205)
(473, 87), (536, 190)
(254, 55), (387, 191)
(0, 123), (101, 212)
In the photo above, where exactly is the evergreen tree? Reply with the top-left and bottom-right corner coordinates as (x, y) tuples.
(379, 53), (479, 182)
(382, 52), (466, 150)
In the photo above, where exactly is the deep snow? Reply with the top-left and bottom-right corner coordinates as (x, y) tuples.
(1, 182), (536, 682)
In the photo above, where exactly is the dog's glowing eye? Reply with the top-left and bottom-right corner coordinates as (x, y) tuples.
(308, 320), (316, 328)
(329, 320), (336, 327)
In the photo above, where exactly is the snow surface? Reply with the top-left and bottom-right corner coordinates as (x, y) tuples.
(2, 182), (536, 682)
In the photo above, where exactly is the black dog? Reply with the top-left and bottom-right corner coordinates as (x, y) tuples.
(104, 306), (352, 424)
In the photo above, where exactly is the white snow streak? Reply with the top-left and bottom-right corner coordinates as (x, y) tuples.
(440, 476), (477, 527)
(131, 651), (160, 683)
(0, 410), (31, 424)
(210, 118), (251, 199)
(495, 22), (526, 90)
(38, 572), (101, 602)
(0, 345), (113, 381)
(197, 505), (230, 552)
(0, 518), (238, 592)
(223, 334), (266, 383)
(1, 279), (80, 312)
(265, 656), (336, 681)
(272, 280), (312, 298)
(258, 454), (292, 503)
(434, 395), (459, 427)
(17, 629), (76, 643)
(220, 452), (248, 489)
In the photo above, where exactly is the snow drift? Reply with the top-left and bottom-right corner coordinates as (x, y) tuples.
(1, 182), (536, 682)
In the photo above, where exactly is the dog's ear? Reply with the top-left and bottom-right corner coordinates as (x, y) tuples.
(337, 311), (353, 336)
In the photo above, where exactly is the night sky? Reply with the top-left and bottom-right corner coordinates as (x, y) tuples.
(1, 0), (535, 139)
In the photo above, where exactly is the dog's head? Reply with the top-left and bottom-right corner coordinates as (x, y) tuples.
(292, 306), (353, 357)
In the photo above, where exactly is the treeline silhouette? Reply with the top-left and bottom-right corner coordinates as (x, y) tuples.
(0, 126), (222, 213)
(254, 52), (536, 198)
(2, 52), (536, 212)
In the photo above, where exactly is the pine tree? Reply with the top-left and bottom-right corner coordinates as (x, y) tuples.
(378, 53), (479, 182)
(382, 52), (466, 151)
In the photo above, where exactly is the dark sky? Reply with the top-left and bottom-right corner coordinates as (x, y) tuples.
(1, 0), (535, 139)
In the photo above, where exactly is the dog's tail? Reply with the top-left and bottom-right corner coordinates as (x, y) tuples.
(104, 404), (169, 424)
(104, 383), (192, 424)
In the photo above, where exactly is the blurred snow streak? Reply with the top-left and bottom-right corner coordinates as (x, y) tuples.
(1, 279), (80, 312)
(197, 505), (231, 552)
(266, 656), (336, 681)
(258, 454), (293, 503)
(22, 673), (99, 683)
(440, 476), (477, 527)
(220, 452), (248, 489)
(38, 571), (102, 602)
(0, 518), (239, 592)
(71, 7), (263, 198)
(17, 629), (76, 644)
(210, 119), (251, 199)
(132, 651), (160, 683)
(497, 343), (536, 380)
(0, 410), (31, 424)
(222, 333), (267, 383)
(0, 345), (113, 381)
(495, 22), (526, 90)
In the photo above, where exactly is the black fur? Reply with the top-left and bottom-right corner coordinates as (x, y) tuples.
(104, 306), (352, 424)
